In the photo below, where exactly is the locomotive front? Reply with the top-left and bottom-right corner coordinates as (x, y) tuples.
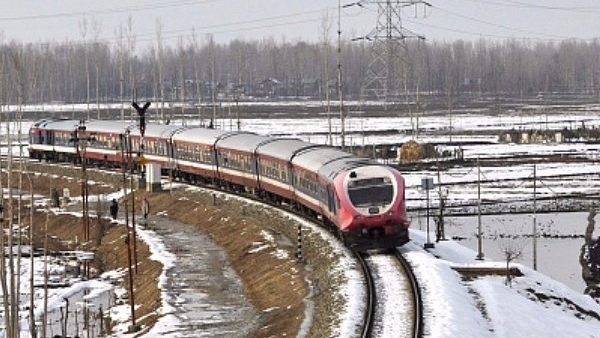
(335, 165), (409, 251)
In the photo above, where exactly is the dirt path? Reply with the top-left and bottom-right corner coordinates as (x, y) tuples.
(145, 214), (259, 337)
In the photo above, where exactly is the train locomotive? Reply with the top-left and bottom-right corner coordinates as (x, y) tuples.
(28, 118), (410, 251)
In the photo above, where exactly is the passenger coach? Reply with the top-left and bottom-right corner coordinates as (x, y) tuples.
(29, 118), (410, 251)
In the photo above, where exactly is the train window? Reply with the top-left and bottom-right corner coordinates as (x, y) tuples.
(235, 154), (242, 169)
(348, 179), (394, 207)
(201, 149), (210, 163)
(146, 141), (153, 154)
(130, 139), (137, 152)
(188, 145), (193, 160)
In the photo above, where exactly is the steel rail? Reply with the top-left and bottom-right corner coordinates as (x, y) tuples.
(356, 252), (376, 338)
(394, 250), (424, 338)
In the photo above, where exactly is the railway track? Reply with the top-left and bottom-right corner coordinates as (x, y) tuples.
(355, 252), (376, 338)
(394, 250), (423, 338)
(357, 250), (423, 338)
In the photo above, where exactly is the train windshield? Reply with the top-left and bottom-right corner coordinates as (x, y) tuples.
(347, 177), (394, 207)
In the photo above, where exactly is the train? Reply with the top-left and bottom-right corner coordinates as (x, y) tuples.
(28, 118), (410, 251)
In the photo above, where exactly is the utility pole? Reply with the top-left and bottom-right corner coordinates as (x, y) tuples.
(132, 101), (150, 187)
(533, 164), (537, 271)
(436, 157), (445, 242)
(70, 121), (96, 251)
(337, 0), (346, 151)
(476, 157), (484, 260)
(71, 121), (96, 338)
(120, 130), (139, 333)
(235, 94), (241, 131)
(422, 177), (434, 249)
(353, 0), (430, 108)
(131, 101), (149, 274)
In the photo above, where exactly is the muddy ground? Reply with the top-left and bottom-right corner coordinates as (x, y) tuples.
(3, 161), (349, 337)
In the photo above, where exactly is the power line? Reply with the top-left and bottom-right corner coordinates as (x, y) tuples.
(5, 4), (356, 47)
(0, 0), (231, 22)
(406, 3), (599, 42)
(459, 0), (600, 13)
(432, 6), (579, 40)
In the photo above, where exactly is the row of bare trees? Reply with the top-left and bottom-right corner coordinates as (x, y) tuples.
(0, 31), (599, 107)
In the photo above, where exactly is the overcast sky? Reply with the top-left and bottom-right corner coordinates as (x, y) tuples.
(1, 0), (600, 48)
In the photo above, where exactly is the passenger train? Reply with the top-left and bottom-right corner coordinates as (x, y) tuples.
(28, 118), (410, 251)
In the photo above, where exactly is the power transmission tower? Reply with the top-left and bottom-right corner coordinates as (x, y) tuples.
(356, 0), (429, 107)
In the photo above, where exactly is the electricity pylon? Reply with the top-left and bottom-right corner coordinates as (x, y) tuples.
(355, 0), (430, 107)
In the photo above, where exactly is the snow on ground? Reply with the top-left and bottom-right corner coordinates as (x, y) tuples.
(407, 230), (600, 338)
(3, 180), (600, 338)
(4, 104), (600, 336)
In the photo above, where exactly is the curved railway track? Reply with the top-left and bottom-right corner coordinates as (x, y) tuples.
(355, 252), (376, 338)
(357, 250), (423, 338)
(394, 250), (423, 338)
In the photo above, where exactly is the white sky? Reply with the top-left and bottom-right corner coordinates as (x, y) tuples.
(0, 0), (599, 48)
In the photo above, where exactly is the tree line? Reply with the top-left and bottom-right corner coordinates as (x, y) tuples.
(1, 35), (599, 107)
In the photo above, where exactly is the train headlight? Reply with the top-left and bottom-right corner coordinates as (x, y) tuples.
(354, 215), (362, 220)
(388, 211), (395, 216)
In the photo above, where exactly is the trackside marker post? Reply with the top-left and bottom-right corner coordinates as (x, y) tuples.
(296, 223), (303, 262)
(422, 177), (435, 249)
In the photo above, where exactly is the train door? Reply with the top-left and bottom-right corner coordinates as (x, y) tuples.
(288, 165), (294, 187)
(46, 130), (54, 145)
(167, 138), (175, 159)
(35, 131), (43, 144)
(327, 185), (337, 215)
(120, 133), (129, 153)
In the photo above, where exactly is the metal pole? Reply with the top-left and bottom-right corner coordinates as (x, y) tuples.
(121, 131), (138, 332)
(130, 174), (138, 274)
(477, 157), (484, 260)
(296, 224), (303, 261)
(424, 189), (434, 248)
(337, 0), (345, 151)
(426, 189), (430, 242)
(533, 164), (537, 270)
(422, 177), (434, 249)
(235, 96), (240, 131)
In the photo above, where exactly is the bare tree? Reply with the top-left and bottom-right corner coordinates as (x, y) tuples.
(126, 16), (136, 121)
(319, 10), (333, 145)
(498, 235), (525, 287)
(115, 22), (128, 121)
(1, 30), (600, 111)
(177, 37), (186, 124)
(189, 28), (204, 126)
(207, 34), (216, 128)
(91, 18), (102, 119)
(80, 17), (91, 120)
(0, 49), (11, 338)
(580, 208), (600, 297)
(155, 19), (165, 122)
